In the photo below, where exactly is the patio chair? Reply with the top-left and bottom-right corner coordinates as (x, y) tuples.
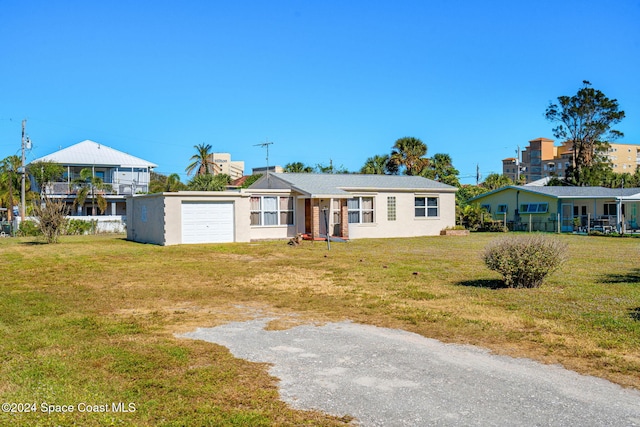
(628, 220), (639, 233)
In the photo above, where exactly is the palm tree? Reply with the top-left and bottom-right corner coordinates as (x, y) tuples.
(187, 174), (230, 191)
(186, 143), (215, 176)
(73, 168), (112, 215)
(149, 172), (186, 193)
(0, 155), (22, 221)
(360, 154), (390, 174)
(420, 153), (460, 186)
(481, 173), (513, 190)
(165, 173), (185, 191)
(284, 162), (314, 173)
(389, 137), (429, 175)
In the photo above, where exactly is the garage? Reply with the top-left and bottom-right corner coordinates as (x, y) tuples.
(181, 201), (235, 244)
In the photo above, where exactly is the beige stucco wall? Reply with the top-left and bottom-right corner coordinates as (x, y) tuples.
(128, 188), (458, 246)
(345, 191), (456, 239)
(127, 192), (251, 245)
(245, 191), (298, 241)
(248, 191), (457, 240)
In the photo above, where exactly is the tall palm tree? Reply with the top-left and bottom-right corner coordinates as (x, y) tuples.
(360, 154), (390, 174)
(186, 143), (215, 176)
(0, 155), (22, 221)
(389, 137), (429, 176)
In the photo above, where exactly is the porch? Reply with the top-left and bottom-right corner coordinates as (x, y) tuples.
(40, 165), (152, 196)
(302, 198), (350, 240)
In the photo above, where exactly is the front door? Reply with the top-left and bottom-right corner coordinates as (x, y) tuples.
(561, 203), (573, 232)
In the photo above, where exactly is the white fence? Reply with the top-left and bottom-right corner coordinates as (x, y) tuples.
(15, 215), (126, 234)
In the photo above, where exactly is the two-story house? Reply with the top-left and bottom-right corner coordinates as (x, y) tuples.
(29, 140), (157, 221)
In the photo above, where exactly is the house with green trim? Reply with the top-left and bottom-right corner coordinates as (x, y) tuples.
(470, 186), (640, 233)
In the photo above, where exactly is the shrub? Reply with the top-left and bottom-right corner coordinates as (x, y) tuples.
(482, 234), (568, 288)
(17, 220), (40, 237)
(32, 198), (69, 243)
(444, 225), (467, 230)
(66, 219), (97, 235)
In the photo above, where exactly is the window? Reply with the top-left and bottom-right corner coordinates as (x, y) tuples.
(603, 204), (624, 216)
(348, 197), (374, 223)
(497, 204), (508, 214)
(250, 196), (294, 226)
(481, 204), (491, 213)
(415, 197), (439, 217)
(387, 197), (396, 221)
(519, 203), (548, 213)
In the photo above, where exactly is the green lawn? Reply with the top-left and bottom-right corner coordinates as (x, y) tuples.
(1, 233), (639, 426)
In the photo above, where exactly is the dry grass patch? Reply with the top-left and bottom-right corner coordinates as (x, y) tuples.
(1, 233), (640, 425)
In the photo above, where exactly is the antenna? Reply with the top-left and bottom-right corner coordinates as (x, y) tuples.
(254, 140), (274, 185)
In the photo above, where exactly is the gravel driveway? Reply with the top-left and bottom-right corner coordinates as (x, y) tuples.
(181, 317), (640, 426)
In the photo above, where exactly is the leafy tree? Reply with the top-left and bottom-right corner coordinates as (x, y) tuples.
(28, 161), (64, 198)
(73, 168), (112, 215)
(546, 176), (565, 186)
(388, 137), (429, 176)
(284, 162), (314, 173)
(457, 203), (490, 231)
(186, 143), (215, 176)
(545, 81), (625, 186)
(239, 174), (262, 189)
(315, 160), (349, 174)
(601, 171), (638, 189)
(360, 154), (391, 175)
(456, 184), (490, 207)
(420, 153), (460, 186)
(481, 173), (514, 191)
(187, 174), (230, 191)
(149, 172), (186, 193)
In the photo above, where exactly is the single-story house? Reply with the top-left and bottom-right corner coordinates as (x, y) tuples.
(470, 185), (640, 233)
(126, 173), (457, 245)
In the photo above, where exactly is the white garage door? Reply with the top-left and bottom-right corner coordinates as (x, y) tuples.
(181, 202), (235, 244)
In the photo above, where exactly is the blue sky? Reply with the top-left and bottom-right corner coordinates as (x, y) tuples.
(1, 0), (638, 184)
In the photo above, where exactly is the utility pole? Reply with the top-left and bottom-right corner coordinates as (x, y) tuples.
(515, 145), (521, 183)
(20, 119), (29, 222)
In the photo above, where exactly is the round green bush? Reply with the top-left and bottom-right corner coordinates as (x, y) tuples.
(483, 234), (568, 288)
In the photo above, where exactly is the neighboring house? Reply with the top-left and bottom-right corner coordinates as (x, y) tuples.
(126, 173), (457, 245)
(29, 140), (157, 229)
(470, 185), (640, 233)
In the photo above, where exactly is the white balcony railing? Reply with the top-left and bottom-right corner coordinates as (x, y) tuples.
(43, 182), (149, 196)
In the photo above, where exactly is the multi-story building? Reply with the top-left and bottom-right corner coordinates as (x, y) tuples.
(29, 139), (157, 217)
(502, 138), (640, 183)
(207, 153), (244, 180)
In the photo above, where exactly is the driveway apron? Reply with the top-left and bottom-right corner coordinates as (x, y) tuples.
(181, 318), (640, 426)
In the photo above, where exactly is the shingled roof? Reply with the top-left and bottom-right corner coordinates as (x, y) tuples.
(471, 185), (640, 201)
(249, 173), (457, 198)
